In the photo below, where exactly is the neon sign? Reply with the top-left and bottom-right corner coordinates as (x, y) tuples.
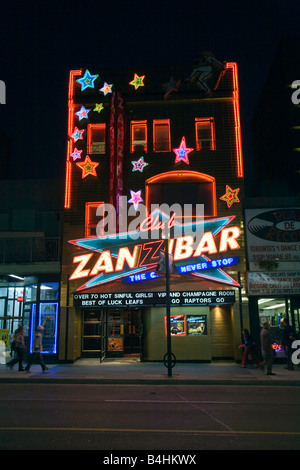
(177, 256), (240, 274)
(173, 137), (194, 164)
(75, 106), (91, 120)
(69, 212), (241, 290)
(76, 70), (99, 91)
(220, 185), (240, 208)
(76, 155), (99, 178)
(122, 271), (161, 283)
(131, 156), (148, 172)
(94, 103), (104, 113)
(129, 73), (145, 90)
(128, 190), (143, 211)
(122, 256), (240, 283)
(70, 127), (84, 142)
(100, 82), (113, 95)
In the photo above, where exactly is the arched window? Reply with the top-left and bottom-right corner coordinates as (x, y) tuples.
(145, 170), (216, 218)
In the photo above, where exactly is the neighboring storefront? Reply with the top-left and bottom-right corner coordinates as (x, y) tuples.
(245, 205), (300, 360)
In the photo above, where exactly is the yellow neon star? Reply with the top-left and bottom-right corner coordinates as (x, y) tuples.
(94, 103), (104, 113)
(129, 73), (145, 90)
(220, 185), (240, 208)
(76, 155), (99, 178)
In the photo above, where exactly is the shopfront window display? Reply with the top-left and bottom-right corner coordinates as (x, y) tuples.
(258, 298), (287, 358)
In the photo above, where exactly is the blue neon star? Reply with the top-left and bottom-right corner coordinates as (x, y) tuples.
(76, 70), (99, 91)
(131, 156), (149, 172)
(75, 106), (91, 120)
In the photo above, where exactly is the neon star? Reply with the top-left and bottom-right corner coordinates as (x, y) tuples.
(94, 103), (104, 113)
(76, 70), (99, 91)
(70, 148), (82, 161)
(70, 127), (84, 142)
(173, 137), (194, 164)
(131, 156), (148, 173)
(128, 190), (143, 211)
(220, 185), (240, 208)
(100, 82), (113, 95)
(75, 106), (91, 120)
(129, 73), (145, 90)
(76, 155), (99, 178)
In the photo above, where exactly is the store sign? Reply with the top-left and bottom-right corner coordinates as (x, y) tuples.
(247, 271), (300, 295)
(122, 255), (240, 283)
(245, 208), (300, 265)
(73, 289), (236, 307)
(69, 212), (241, 291)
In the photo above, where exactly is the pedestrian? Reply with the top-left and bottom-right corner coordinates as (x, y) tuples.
(260, 321), (276, 376)
(281, 317), (296, 370)
(6, 326), (26, 371)
(239, 328), (261, 368)
(25, 326), (48, 373)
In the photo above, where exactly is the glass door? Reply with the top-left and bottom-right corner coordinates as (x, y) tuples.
(124, 308), (142, 357)
(82, 310), (103, 358)
(106, 310), (124, 358)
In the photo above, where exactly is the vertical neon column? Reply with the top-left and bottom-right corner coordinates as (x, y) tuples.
(64, 69), (82, 209)
(226, 62), (244, 178)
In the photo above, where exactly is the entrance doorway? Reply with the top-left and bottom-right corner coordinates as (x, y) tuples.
(107, 308), (142, 358)
(81, 308), (142, 360)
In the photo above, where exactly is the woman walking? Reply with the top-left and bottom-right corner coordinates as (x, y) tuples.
(239, 328), (261, 368)
(6, 326), (26, 371)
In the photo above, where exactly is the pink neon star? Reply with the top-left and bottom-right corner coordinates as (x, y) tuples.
(128, 190), (143, 211)
(70, 148), (82, 161)
(70, 127), (84, 142)
(173, 137), (194, 164)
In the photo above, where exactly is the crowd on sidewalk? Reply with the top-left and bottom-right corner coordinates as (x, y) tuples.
(2, 318), (299, 377)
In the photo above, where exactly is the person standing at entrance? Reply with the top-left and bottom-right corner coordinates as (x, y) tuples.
(260, 321), (275, 376)
(25, 326), (48, 373)
(281, 317), (296, 371)
(239, 328), (261, 368)
(6, 326), (26, 371)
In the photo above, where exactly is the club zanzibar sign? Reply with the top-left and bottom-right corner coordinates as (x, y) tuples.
(69, 210), (242, 291)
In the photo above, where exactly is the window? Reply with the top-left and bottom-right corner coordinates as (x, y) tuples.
(87, 124), (106, 154)
(130, 121), (147, 153)
(195, 118), (216, 150)
(85, 202), (105, 237)
(153, 119), (171, 152)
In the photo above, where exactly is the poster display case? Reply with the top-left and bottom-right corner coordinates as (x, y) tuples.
(187, 315), (207, 335)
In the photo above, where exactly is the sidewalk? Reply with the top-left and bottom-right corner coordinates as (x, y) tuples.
(0, 359), (299, 385)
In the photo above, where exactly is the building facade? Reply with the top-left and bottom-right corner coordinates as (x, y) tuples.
(60, 57), (248, 363)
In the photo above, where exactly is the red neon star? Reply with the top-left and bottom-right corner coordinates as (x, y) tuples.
(76, 155), (99, 178)
(173, 137), (194, 164)
(220, 185), (240, 208)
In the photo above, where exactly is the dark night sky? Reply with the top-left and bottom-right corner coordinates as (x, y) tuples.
(0, 0), (299, 183)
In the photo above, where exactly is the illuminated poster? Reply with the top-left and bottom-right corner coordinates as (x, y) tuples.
(107, 337), (123, 351)
(165, 315), (186, 336)
(187, 315), (207, 335)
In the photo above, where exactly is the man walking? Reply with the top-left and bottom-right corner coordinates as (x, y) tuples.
(260, 321), (276, 376)
(25, 326), (48, 373)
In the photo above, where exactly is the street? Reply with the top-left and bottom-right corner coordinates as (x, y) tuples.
(0, 383), (299, 452)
